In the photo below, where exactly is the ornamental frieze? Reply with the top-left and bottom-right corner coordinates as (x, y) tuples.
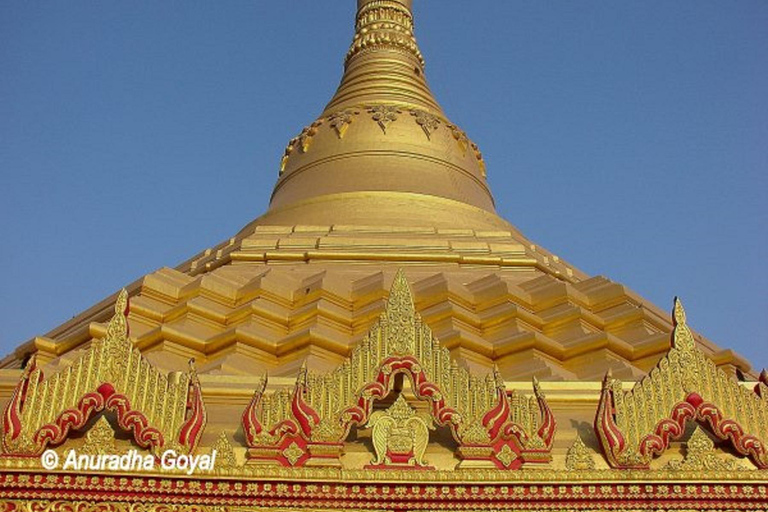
(1, 478), (768, 511)
(241, 270), (555, 470)
(344, 0), (425, 68)
(595, 298), (768, 469)
(277, 105), (486, 176)
(1, 290), (207, 458)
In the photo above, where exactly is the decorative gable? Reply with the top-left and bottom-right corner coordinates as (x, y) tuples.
(242, 270), (555, 469)
(595, 298), (767, 469)
(2, 290), (207, 457)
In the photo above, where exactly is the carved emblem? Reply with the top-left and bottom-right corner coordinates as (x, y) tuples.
(565, 435), (595, 470)
(410, 109), (440, 140)
(366, 395), (434, 468)
(495, 444), (517, 468)
(665, 427), (737, 471)
(282, 442), (304, 466)
(211, 431), (238, 471)
(368, 105), (401, 133)
(279, 118), (325, 175)
(279, 137), (297, 175)
(328, 109), (360, 139)
(298, 119), (324, 153)
(383, 271), (417, 355)
(470, 141), (487, 178)
(80, 416), (117, 456)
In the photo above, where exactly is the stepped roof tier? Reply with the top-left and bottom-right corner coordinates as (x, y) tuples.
(1, 1), (764, 510)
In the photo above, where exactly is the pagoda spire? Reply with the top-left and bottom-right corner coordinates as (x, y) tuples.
(323, 0), (442, 115)
(254, 0), (511, 231)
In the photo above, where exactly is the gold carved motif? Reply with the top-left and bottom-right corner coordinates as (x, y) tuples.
(328, 109), (360, 139)
(447, 124), (469, 156)
(80, 416), (118, 456)
(279, 137), (297, 175)
(494, 444), (517, 468)
(211, 431), (238, 471)
(665, 427), (737, 471)
(368, 105), (401, 134)
(565, 435), (595, 471)
(410, 109), (440, 140)
(298, 120), (324, 153)
(470, 142), (487, 178)
(283, 442), (304, 466)
(367, 395), (433, 467)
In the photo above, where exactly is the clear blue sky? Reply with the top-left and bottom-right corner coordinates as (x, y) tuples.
(1, 2), (766, 370)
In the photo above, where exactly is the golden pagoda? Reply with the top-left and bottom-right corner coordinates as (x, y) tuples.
(1, 1), (765, 510)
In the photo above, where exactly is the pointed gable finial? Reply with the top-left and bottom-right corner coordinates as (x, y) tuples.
(673, 296), (686, 326)
(384, 270), (417, 355)
(671, 297), (695, 351)
(387, 269), (415, 311)
(105, 289), (130, 342)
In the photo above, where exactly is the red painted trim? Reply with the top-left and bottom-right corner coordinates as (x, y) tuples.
(243, 355), (553, 468)
(597, 384), (768, 469)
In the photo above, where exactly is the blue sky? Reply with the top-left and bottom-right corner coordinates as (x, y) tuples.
(1, 1), (766, 370)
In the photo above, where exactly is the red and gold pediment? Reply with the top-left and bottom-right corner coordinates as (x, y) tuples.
(1, 290), (207, 457)
(595, 298), (767, 469)
(242, 270), (555, 469)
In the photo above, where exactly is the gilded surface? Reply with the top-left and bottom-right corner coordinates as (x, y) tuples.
(1, 290), (205, 456)
(665, 426), (738, 471)
(245, 271), (554, 466)
(1, 0), (765, 509)
(1, 476), (767, 512)
(278, 103), (485, 175)
(596, 298), (768, 468)
(367, 395), (433, 467)
(345, 0), (424, 67)
(565, 435), (595, 471)
(80, 416), (118, 456)
(211, 431), (237, 472)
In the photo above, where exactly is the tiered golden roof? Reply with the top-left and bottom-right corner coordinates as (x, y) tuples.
(1, 0), (749, 380)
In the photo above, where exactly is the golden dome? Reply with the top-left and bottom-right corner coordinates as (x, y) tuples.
(257, 0), (508, 231)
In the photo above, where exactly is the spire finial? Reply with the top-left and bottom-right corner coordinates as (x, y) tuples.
(346, 0), (423, 71)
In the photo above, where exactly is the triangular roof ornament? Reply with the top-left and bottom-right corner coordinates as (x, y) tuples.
(595, 297), (768, 469)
